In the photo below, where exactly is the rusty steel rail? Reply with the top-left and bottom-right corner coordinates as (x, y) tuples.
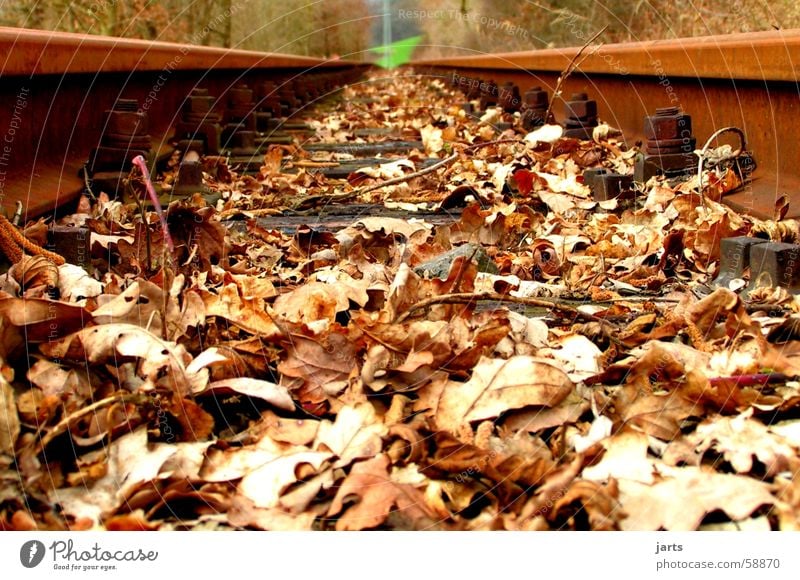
(0, 27), (368, 218)
(1, 28), (798, 220)
(412, 29), (800, 218)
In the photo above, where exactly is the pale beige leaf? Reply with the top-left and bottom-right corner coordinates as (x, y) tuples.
(52, 428), (210, 526)
(524, 123), (562, 144)
(539, 333), (602, 382)
(239, 450), (332, 509)
(420, 124), (443, 154)
(314, 404), (387, 468)
(201, 442), (280, 483)
(434, 355), (572, 431)
(583, 430), (656, 484)
(327, 454), (444, 531)
(272, 281), (353, 325)
(618, 466), (775, 531)
(92, 281), (171, 334)
(680, 411), (797, 476)
(0, 372), (19, 456)
(58, 264), (103, 302)
(228, 496), (316, 530)
(198, 377), (295, 411)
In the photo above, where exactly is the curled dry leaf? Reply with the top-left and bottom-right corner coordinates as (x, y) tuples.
(278, 329), (358, 407)
(201, 436), (333, 511)
(612, 384), (700, 441)
(200, 283), (282, 339)
(239, 449), (333, 510)
(530, 238), (561, 280)
(10, 254), (59, 292)
(58, 264), (103, 302)
(314, 404), (387, 468)
(328, 454), (446, 531)
(618, 466), (775, 531)
(39, 323), (193, 395)
(432, 355), (573, 432)
(196, 377), (294, 411)
(52, 428), (211, 526)
(92, 280), (175, 335)
(254, 410), (319, 446)
(524, 124), (563, 145)
(420, 124), (443, 155)
(420, 430), (555, 510)
(0, 297), (90, 343)
(666, 411), (798, 476)
(549, 479), (623, 531)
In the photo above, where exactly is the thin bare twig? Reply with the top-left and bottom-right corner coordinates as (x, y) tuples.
(292, 151), (459, 210)
(291, 138), (527, 211)
(393, 291), (618, 329)
(33, 393), (148, 453)
(462, 139), (521, 152)
(544, 26), (609, 122)
(358, 151), (460, 195)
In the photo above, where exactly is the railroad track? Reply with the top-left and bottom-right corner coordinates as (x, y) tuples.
(3, 26), (800, 534)
(0, 27), (367, 219)
(414, 29), (800, 219)
(0, 27), (797, 221)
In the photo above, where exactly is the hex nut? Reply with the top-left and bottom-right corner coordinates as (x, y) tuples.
(564, 97), (597, 120)
(644, 113), (692, 141)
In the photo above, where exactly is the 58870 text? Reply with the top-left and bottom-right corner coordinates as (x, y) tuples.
(656, 558), (780, 572)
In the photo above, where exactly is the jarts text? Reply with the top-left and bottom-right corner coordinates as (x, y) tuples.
(656, 542), (683, 555)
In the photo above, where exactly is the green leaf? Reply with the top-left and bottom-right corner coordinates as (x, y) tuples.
(369, 35), (423, 69)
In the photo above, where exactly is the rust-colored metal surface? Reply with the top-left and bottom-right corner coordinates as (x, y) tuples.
(0, 27), (354, 75)
(413, 29), (800, 218)
(413, 30), (800, 81)
(0, 27), (367, 219)
(1, 28), (798, 219)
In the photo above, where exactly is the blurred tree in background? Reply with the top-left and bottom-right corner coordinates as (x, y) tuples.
(1, 0), (798, 59)
(409, 0), (800, 57)
(0, 0), (372, 58)
(231, 0), (371, 57)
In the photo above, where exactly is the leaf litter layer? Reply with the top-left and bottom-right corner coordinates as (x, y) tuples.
(1, 70), (800, 531)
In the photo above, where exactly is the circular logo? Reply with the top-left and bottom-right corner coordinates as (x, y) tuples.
(20, 540), (46, 568)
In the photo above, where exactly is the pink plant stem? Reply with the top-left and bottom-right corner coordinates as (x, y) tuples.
(131, 155), (175, 255)
(708, 373), (790, 388)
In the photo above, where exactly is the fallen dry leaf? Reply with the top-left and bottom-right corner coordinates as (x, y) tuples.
(314, 404), (387, 468)
(0, 370), (19, 456)
(618, 465), (775, 531)
(196, 377), (295, 411)
(5, 68), (800, 532)
(328, 454), (445, 530)
(665, 410), (798, 476)
(432, 355), (573, 432)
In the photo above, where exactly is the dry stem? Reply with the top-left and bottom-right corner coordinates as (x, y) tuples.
(544, 26), (608, 122)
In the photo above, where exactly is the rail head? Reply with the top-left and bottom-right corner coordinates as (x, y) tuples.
(0, 26), (366, 76)
(411, 29), (800, 83)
